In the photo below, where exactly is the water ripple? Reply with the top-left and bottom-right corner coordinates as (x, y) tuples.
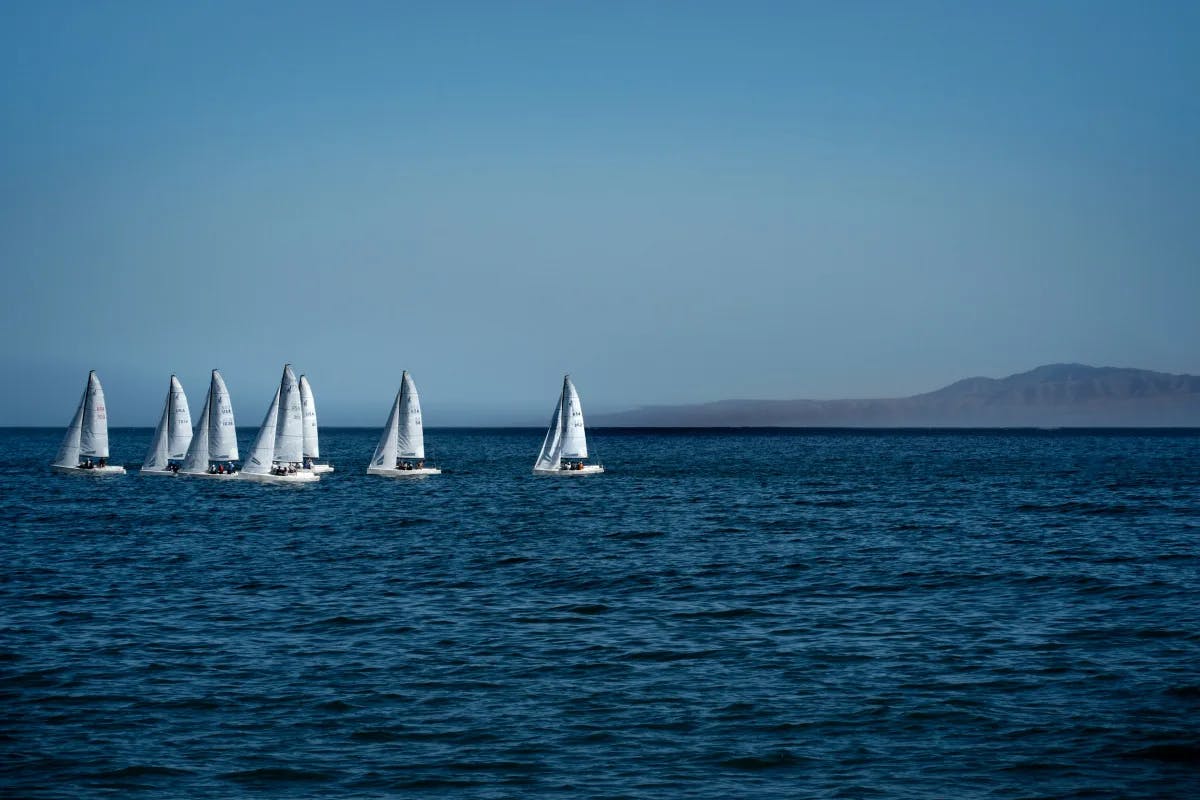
(1, 427), (1198, 798)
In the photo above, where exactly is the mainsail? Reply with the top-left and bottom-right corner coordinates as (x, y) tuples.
(167, 375), (192, 458)
(242, 387), (281, 475)
(299, 375), (319, 459)
(396, 371), (425, 459)
(209, 370), (238, 461)
(560, 376), (588, 459)
(274, 365), (304, 464)
(79, 371), (109, 458)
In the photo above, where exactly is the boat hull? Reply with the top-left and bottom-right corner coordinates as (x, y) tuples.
(139, 468), (177, 477)
(533, 465), (605, 476)
(309, 463), (334, 474)
(239, 471), (320, 483)
(366, 466), (442, 477)
(177, 471), (241, 479)
(52, 464), (126, 476)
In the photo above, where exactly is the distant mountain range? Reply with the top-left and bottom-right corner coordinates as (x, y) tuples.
(593, 365), (1200, 427)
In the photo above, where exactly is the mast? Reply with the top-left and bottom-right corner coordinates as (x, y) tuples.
(207, 372), (214, 466)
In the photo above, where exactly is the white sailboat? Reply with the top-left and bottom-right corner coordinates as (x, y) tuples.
(179, 369), (241, 478)
(240, 364), (319, 483)
(533, 374), (604, 475)
(367, 370), (441, 476)
(140, 375), (192, 476)
(299, 374), (334, 474)
(51, 370), (126, 475)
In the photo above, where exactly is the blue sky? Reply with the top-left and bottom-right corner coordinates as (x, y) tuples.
(2, 1), (1197, 425)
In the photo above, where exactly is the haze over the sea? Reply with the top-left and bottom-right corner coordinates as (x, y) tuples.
(2, 2), (1197, 426)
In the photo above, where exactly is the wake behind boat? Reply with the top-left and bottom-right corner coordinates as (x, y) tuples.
(51, 370), (126, 475)
(367, 371), (441, 476)
(299, 374), (333, 474)
(178, 370), (240, 478)
(140, 374), (191, 476)
(533, 374), (604, 475)
(240, 364), (319, 483)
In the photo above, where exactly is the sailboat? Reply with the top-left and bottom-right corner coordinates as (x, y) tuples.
(367, 370), (440, 476)
(140, 375), (192, 475)
(51, 370), (126, 475)
(240, 364), (319, 483)
(299, 374), (334, 474)
(179, 369), (240, 478)
(533, 374), (603, 475)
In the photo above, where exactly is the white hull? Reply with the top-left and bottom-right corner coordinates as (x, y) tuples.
(309, 463), (334, 474)
(533, 464), (605, 476)
(178, 470), (240, 479)
(139, 467), (177, 477)
(240, 470), (320, 483)
(367, 466), (442, 477)
(52, 464), (126, 476)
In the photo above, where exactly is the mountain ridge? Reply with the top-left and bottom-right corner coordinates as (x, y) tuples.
(592, 364), (1200, 427)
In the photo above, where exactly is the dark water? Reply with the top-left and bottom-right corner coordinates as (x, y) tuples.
(2, 428), (1199, 798)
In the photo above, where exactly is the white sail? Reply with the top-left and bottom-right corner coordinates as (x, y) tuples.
(180, 371), (226, 472)
(180, 382), (212, 474)
(208, 370), (238, 461)
(144, 374), (191, 469)
(167, 375), (192, 458)
(299, 374), (319, 459)
(396, 371), (425, 459)
(79, 371), (109, 458)
(370, 384), (403, 468)
(54, 379), (87, 468)
(274, 365), (304, 464)
(242, 387), (280, 475)
(534, 382), (566, 471)
(143, 379), (172, 470)
(560, 376), (588, 459)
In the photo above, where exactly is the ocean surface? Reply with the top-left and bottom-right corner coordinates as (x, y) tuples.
(2, 427), (1198, 798)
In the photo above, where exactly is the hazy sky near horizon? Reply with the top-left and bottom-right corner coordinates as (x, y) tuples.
(2, 1), (1198, 425)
